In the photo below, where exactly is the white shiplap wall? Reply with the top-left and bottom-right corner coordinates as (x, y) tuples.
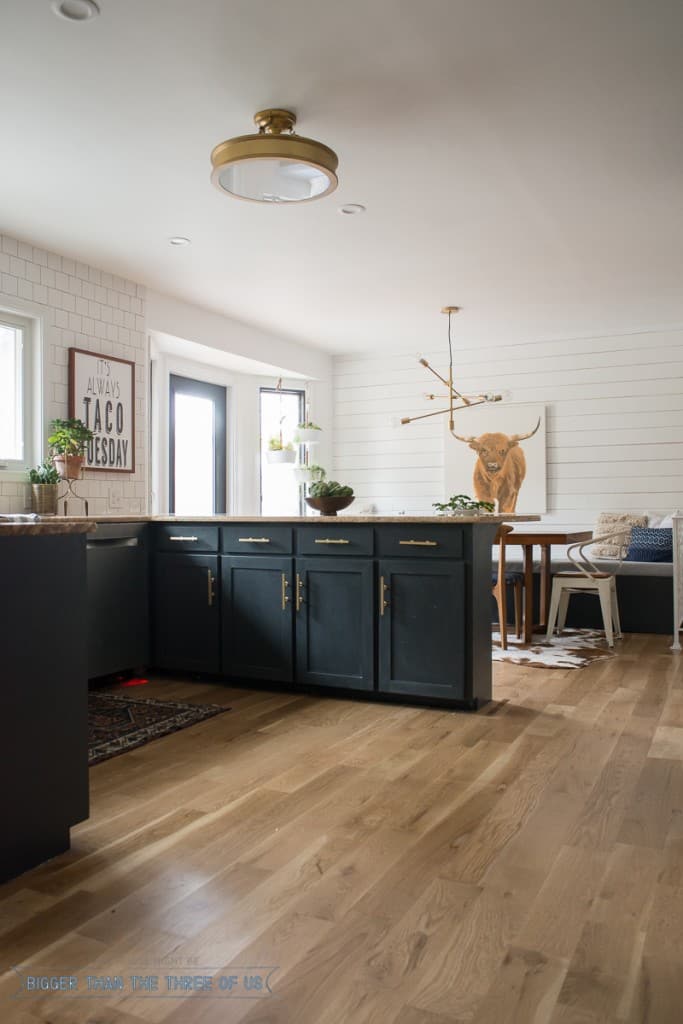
(333, 329), (683, 527)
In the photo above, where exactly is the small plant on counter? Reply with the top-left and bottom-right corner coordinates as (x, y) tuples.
(309, 480), (354, 498)
(48, 417), (94, 479)
(27, 459), (60, 514)
(28, 460), (60, 485)
(432, 494), (495, 515)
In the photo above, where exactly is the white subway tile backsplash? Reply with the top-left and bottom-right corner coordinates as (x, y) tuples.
(0, 232), (146, 513)
(1, 274), (18, 296)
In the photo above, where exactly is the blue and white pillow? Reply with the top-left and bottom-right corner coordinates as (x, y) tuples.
(626, 527), (673, 563)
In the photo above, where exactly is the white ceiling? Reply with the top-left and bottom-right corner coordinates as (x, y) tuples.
(2, 0), (682, 354)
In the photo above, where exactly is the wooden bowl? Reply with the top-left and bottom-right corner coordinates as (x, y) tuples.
(305, 495), (355, 517)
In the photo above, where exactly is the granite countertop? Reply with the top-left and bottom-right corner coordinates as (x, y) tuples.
(0, 517), (96, 536)
(34, 513), (541, 526)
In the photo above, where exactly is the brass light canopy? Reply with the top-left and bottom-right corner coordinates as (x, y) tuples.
(210, 109), (339, 204)
(401, 307), (503, 432)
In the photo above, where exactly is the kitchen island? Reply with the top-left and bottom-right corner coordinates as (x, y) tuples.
(0, 519), (94, 882)
(84, 514), (539, 709)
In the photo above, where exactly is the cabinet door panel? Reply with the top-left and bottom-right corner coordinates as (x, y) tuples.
(296, 558), (374, 691)
(222, 556), (294, 682)
(379, 559), (465, 699)
(152, 553), (220, 673)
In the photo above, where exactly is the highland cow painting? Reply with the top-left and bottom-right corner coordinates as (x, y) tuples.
(444, 403), (547, 514)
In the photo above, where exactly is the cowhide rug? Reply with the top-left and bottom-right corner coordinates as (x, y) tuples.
(491, 628), (617, 669)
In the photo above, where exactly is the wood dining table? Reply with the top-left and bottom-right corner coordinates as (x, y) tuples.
(506, 529), (593, 643)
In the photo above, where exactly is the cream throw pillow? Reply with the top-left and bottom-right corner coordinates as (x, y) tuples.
(593, 512), (647, 558)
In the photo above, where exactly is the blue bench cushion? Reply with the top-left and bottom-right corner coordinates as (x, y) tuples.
(626, 527), (673, 563)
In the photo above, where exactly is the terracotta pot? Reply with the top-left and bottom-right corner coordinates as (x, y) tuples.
(54, 454), (84, 480)
(30, 483), (59, 515)
(305, 495), (355, 517)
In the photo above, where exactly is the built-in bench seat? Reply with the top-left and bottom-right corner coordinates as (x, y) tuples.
(493, 551), (672, 635)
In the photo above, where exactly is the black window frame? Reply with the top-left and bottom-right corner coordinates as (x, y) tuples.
(169, 373), (227, 515)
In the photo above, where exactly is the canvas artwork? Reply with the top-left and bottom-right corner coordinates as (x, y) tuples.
(69, 348), (135, 473)
(443, 403), (547, 513)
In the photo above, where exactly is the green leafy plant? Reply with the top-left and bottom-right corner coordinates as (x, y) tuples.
(432, 494), (495, 515)
(48, 417), (93, 457)
(309, 480), (354, 498)
(27, 459), (60, 485)
(308, 464), (326, 482)
(268, 437), (294, 452)
(296, 421), (321, 430)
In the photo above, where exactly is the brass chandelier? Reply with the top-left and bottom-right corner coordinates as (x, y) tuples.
(210, 109), (338, 204)
(400, 307), (502, 433)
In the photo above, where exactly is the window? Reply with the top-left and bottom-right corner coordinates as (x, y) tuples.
(169, 374), (227, 515)
(260, 387), (304, 516)
(0, 311), (35, 472)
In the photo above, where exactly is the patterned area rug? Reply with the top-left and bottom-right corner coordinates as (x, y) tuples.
(88, 692), (230, 766)
(492, 629), (617, 669)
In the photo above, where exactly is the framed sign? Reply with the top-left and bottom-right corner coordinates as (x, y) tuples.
(69, 348), (135, 473)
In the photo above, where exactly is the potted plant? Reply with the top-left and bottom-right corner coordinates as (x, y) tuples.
(305, 479), (355, 516)
(27, 459), (61, 515)
(294, 421), (322, 445)
(48, 417), (94, 479)
(432, 494), (495, 516)
(266, 437), (296, 465)
(293, 463), (326, 485)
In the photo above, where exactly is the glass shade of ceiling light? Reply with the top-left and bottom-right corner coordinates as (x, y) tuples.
(51, 0), (100, 20)
(210, 109), (338, 204)
(400, 308), (504, 432)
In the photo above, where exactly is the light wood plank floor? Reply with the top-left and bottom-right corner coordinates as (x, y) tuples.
(2, 634), (682, 1023)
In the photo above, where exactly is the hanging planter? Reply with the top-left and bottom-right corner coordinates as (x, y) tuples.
(293, 464), (326, 485)
(266, 442), (296, 465)
(294, 422), (322, 445)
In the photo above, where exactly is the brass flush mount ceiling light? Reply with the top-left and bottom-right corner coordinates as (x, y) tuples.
(210, 109), (338, 204)
(401, 308), (503, 434)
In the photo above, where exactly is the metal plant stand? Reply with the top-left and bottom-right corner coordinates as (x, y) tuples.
(60, 476), (89, 516)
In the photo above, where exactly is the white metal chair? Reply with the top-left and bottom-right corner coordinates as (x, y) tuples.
(545, 532), (627, 648)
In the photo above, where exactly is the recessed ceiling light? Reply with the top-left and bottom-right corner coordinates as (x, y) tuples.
(168, 237), (191, 247)
(338, 204), (366, 216)
(51, 0), (100, 21)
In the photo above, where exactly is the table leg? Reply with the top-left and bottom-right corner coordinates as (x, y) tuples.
(523, 544), (535, 643)
(539, 544), (551, 630)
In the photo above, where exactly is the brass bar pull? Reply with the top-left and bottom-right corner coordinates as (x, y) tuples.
(314, 538), (350, 545)
(399, 540), (438, 547)
(281, 573), (290, 611)
(238, 537), (271, 543)
(295, 573), (304, 612)
(207, 569), (215, 607)
(169, 535), (199, 542)
(379, 576), (389, 617)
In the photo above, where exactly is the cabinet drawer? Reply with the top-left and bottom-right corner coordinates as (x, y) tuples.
(297, 526), (373, 557)
(377, 525), (463, 559)
(154, 524), (219, 552)
(222, 525), (292, 555)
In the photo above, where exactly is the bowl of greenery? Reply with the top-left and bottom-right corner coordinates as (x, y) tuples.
(432, 494), (496, 516)
(305, 479), (355, 516)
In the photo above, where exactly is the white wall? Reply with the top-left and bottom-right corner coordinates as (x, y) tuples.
(332, 328), (683, 527)
(0, 232), (147, 514)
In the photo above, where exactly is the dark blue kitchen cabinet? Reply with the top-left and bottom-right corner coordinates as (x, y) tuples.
(152, 552), (220, 673)
(294, 556), (374, 691)
(378, 558), (466, 701)
(221, 555), (294, 682)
